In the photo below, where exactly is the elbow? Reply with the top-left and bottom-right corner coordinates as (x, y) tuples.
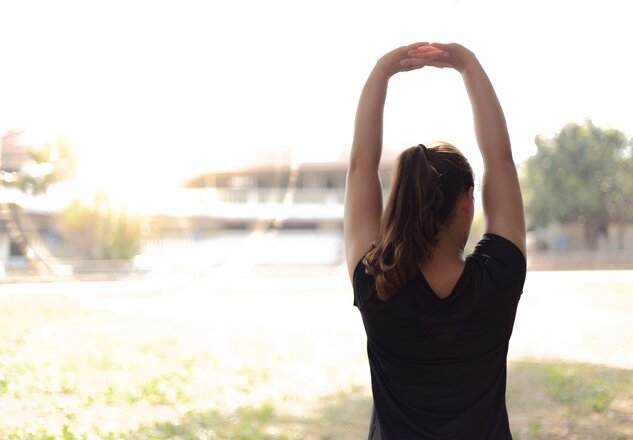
(348, 153), (380, 174)
(347, 157), (361, 174)
(483, 147), (515, 168)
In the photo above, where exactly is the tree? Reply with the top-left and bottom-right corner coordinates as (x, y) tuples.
(0, 134), (79, 274)
(522, 120), (633, 249)
(13, 134), (77, 195)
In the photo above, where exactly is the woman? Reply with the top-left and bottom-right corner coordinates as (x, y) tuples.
(343, 43), (527, 439)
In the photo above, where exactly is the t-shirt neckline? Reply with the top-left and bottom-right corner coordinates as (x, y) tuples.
(415, 258), (470, 302)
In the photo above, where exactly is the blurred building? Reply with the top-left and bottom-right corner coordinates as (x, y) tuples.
(1, 137), (631, 273)
(527, 221), (633, 270)
(181, 150), (399, 230)
(1, 128), (32, 173)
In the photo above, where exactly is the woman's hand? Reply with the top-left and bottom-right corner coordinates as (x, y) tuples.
(424, 43), (478, 74)
(373, 42), (451, 78)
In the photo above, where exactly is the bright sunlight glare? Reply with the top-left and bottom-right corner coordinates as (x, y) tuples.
(1, 0), (631, 200)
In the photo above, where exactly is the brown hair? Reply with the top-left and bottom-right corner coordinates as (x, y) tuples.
(363, 142), (474, 300)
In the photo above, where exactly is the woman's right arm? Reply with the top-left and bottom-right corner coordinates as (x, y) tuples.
(344, 43), (450, 281)
(431, 43), (526, 257)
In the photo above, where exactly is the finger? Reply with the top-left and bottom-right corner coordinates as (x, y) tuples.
(400, 57), (427, 68)
(401, 52), (449, 65)
(400, 53), (453, 69)
(430, 42), (449, 49)
(406, 41), (429, 50)
(427, 61), (453, 69)
(407, 47), (448, 56)
(407, 45), (441, 56)
(401, 60), (452, 70)
(400, 58), (423, 68)
(408, 49), (449, 59)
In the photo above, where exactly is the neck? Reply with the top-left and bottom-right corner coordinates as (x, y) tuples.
(429, 228), (466, 264)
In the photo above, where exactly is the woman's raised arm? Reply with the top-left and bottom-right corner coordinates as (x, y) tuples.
(429, 43), (526, 256)
(343, 43), (450, 280)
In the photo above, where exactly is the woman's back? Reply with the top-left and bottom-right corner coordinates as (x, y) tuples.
(354, 234), (526, 439)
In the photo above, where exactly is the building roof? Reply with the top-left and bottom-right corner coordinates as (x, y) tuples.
(184, 147), (402, 187)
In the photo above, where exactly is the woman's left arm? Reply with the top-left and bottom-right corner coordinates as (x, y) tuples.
(344, 43), (449, 281)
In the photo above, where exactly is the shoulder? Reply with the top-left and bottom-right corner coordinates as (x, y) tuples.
(469, 233), (527, 292)
(471, 233), (526, 262)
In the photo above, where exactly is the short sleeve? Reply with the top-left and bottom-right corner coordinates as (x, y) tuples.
(352, 256), (375, 309)
(470, 233), (527, 294)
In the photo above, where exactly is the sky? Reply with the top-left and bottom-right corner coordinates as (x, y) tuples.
(1, 0), (632, 197)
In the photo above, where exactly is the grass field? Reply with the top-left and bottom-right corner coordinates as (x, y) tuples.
(0, 267), (631, 439)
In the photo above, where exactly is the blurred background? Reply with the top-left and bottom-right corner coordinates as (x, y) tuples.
(0, 0), (631, 439)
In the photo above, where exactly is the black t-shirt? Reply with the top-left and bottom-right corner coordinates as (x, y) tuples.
(353, 234), (526, 440)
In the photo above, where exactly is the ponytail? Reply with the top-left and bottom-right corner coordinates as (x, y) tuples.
(363, 143), (474, 300)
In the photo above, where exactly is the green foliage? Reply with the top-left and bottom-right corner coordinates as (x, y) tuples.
(1, 424), (86, 440)
(125, 403), (295, 440)
(544, 363), (623, 413)
(127, 371), (191, 405)
(0, 367), (8, 394)
(237, 367), (270, 393)
(59, 193), (141, 260)
(508, 361), (633, 439)
(13, 135), (77, 195)
(521, 119), (633, 247)
(61, 424), (84, 440)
